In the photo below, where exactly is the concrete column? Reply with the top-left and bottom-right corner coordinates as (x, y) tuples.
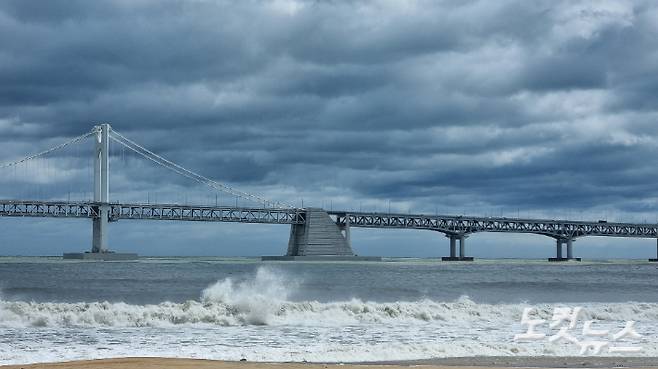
(92, 123), (110, 253)
(449, 236), (457, 258)
(651, 239), (658, 262)
(566, 238), (573, 259)
(443, 234), (473, 261)
(556, 239), (563, 259)
(459, 236), (465, 258)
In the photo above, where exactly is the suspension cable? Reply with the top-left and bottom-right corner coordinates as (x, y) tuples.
(0, 130), (96, 169)
(109, 129), (294, 209)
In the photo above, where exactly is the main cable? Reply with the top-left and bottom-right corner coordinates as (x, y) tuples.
(0, 130), (96, 169)
(109, 129), (294, 209)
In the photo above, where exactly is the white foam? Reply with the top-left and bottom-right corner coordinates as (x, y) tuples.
(2, 297), (658, 329)
(200, 267), (294, 325)
(1, 266), (658, 328)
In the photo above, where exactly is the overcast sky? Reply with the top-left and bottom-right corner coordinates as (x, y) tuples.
(1, 0), (658, 258)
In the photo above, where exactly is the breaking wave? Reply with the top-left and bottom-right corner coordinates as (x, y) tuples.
(1, 267), (658, 328)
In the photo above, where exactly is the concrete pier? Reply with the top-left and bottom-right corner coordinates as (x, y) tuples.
(650, 238), (658, 262)
(442, 234), (474, 261)
(63, 252), (139, 261)
(285, 208), (353, 256)
(549, 238), (581, 261)
(263, 208), (381, 261)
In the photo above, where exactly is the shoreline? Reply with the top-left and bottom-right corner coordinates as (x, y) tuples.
(3, 357), (658, 369)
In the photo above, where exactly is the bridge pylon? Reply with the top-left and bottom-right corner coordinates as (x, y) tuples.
(91, 123), (110, 253)
(64, 123), (137, 261)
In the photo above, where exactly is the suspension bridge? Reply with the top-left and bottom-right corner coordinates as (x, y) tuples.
(1, 124), (657, 262)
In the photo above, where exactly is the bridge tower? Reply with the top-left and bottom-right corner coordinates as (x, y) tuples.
(63, 123), (138, 260)
(91, 123), (110, 253)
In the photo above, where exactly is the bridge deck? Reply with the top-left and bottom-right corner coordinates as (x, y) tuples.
(329, 211), (658, 239)
(1, 200), (656, 239)
(0, 200), (305, 224)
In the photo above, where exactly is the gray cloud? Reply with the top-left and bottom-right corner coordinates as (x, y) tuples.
(1, 0), (658, 257)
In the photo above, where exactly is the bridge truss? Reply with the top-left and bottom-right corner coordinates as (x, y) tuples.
(0, 200), (304, 225)
(331, 211), (658, 239)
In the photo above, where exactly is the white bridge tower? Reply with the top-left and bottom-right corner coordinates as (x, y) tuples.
(63, 123), (138, 260)
(91, 123), (110, 253)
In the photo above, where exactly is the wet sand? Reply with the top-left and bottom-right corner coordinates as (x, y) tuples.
(2, 357), (658, 369)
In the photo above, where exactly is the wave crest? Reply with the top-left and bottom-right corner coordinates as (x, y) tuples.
(2, 298), (658, 328)
(2, 267), (658, 328)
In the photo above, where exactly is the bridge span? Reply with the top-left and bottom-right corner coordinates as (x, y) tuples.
(1, 199), (658, 261)
(1, 123), (657, 261)
(0, 200), (304, 224)
(329, 211), (658, 261)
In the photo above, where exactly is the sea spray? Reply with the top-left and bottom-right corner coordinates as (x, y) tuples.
(200, 266), (294, 324)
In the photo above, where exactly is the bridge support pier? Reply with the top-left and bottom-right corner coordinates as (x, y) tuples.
(263, 209), (380, 261)
(442, 234), (473, 261)
(548, 238), (581, 262)
(459, 235), (466, 258)
(91, 205), (109, 253)
(650, 238), (658, 262)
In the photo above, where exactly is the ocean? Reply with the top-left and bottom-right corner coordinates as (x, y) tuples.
(0, 257), (657, 364)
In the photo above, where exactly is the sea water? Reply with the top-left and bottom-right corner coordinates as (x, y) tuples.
(0, 257), (657, 364)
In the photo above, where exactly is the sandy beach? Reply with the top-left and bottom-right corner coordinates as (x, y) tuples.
(1, 358), (434, 369)
(3, 357), (658, 369)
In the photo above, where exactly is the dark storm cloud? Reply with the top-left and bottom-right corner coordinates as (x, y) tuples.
(2, 0), (658, 220)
